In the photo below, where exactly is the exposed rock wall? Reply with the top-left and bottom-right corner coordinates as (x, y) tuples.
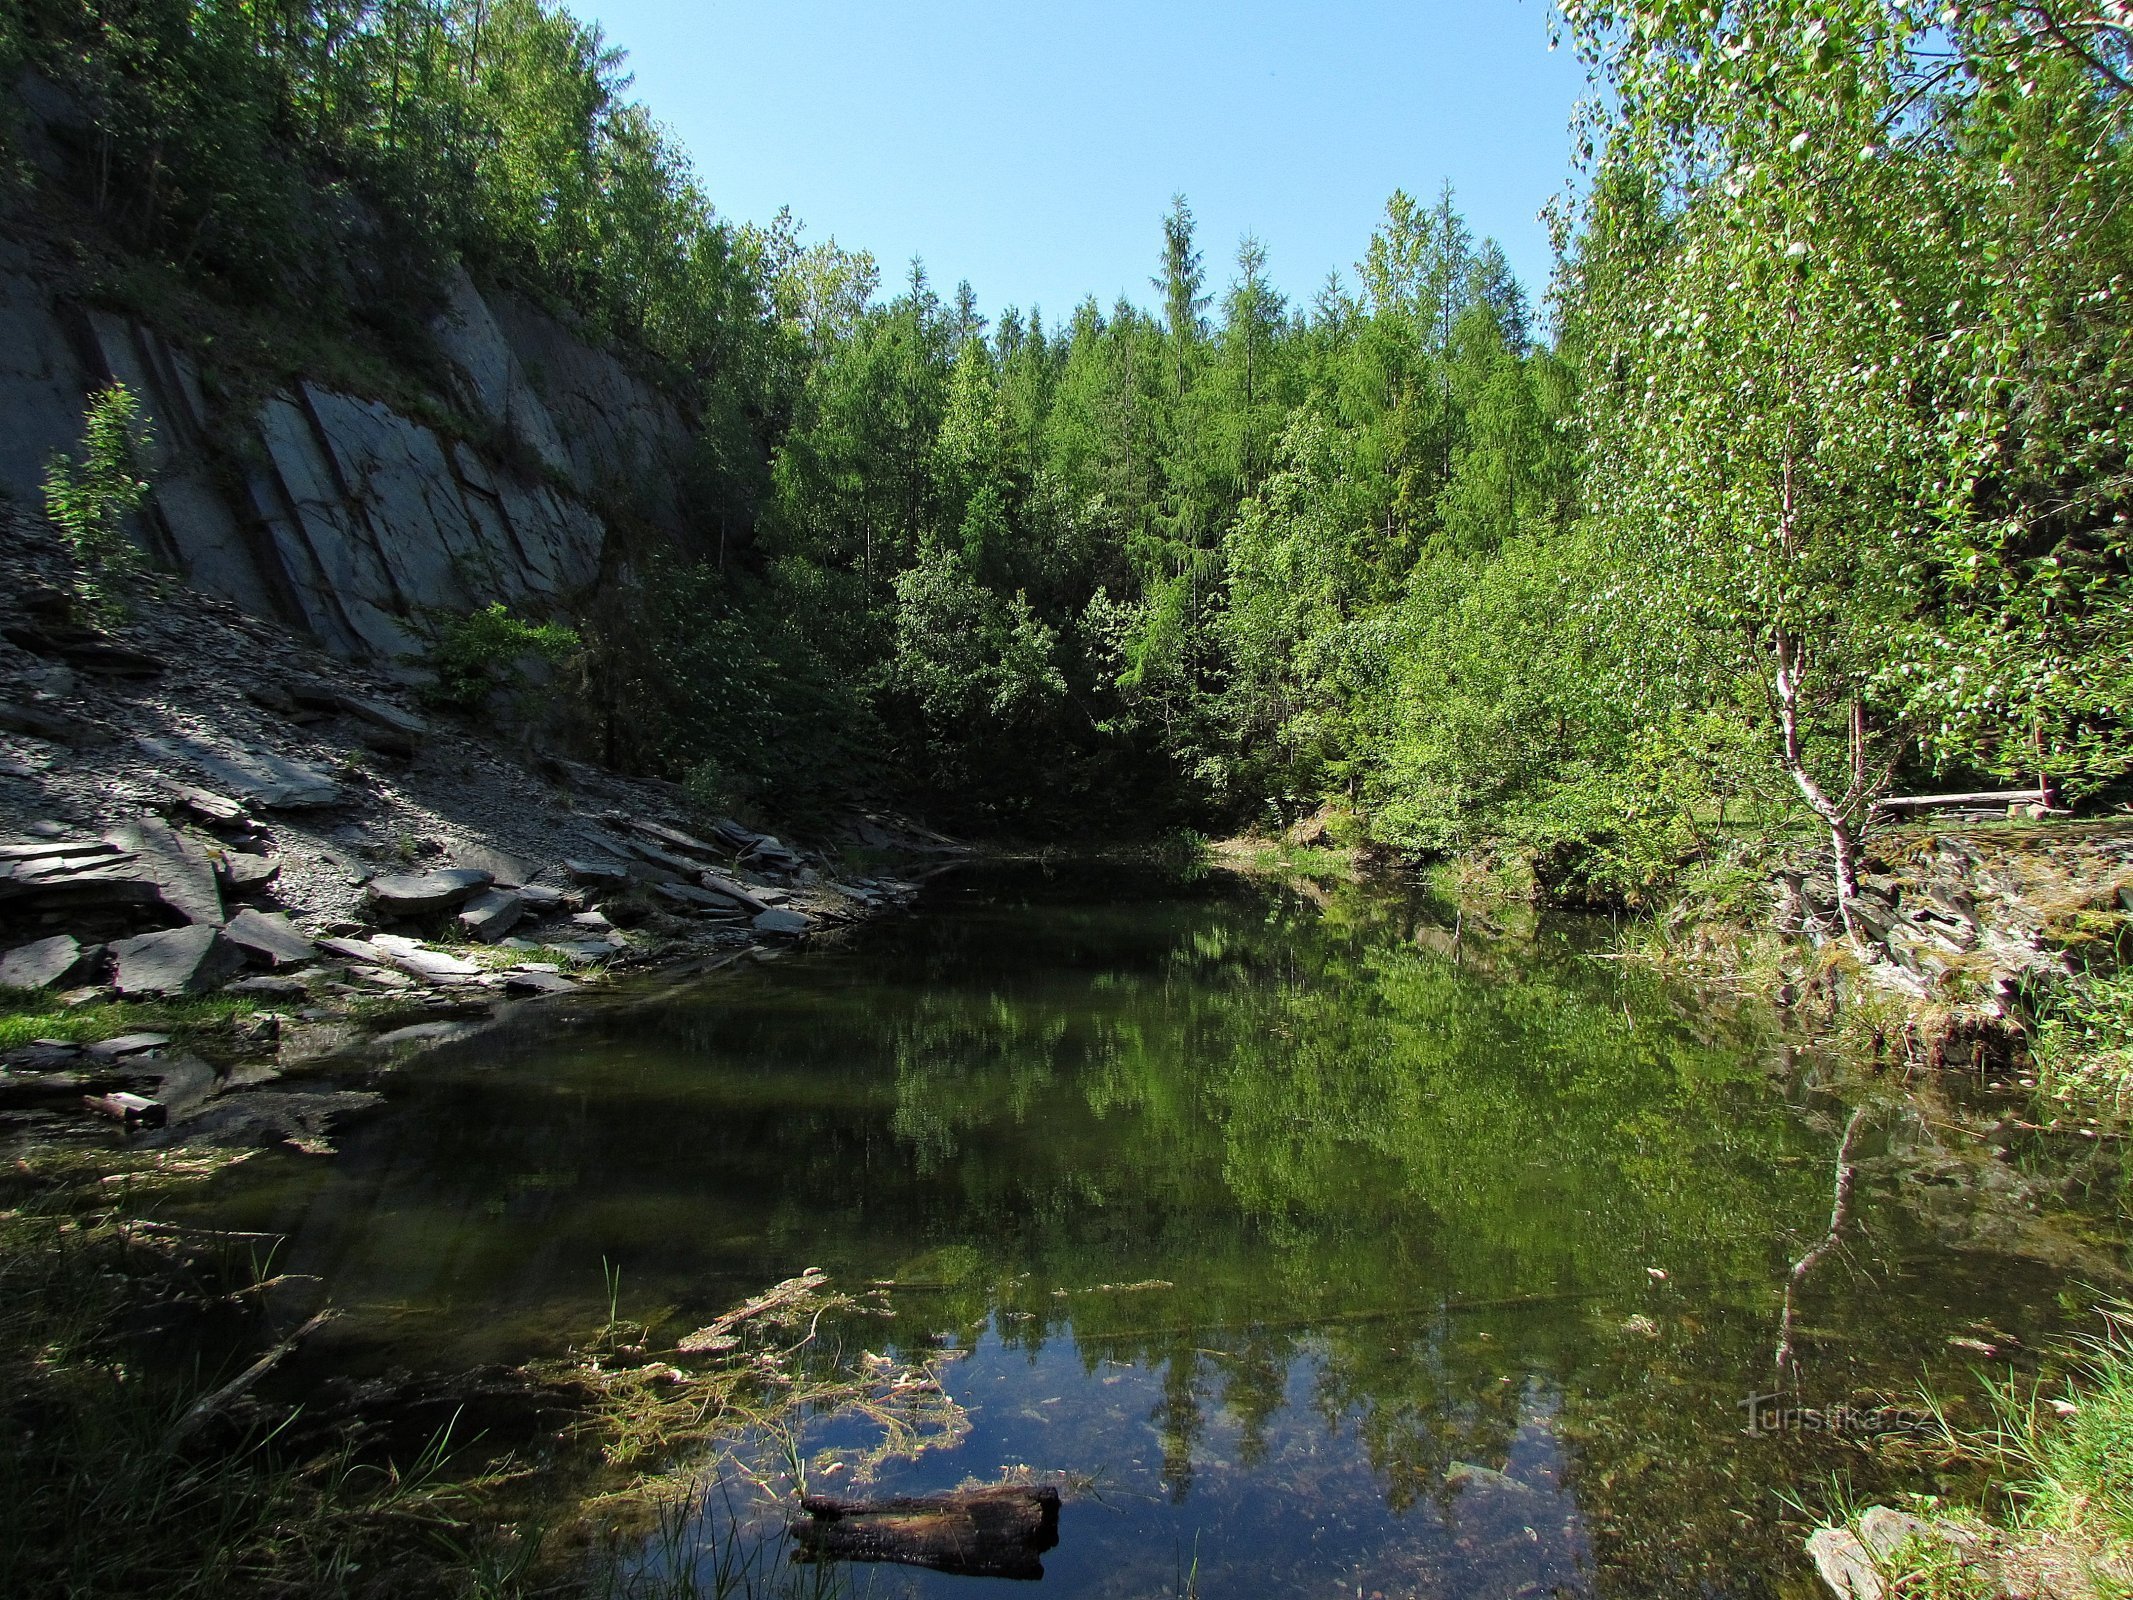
(0, 246), (689, 674)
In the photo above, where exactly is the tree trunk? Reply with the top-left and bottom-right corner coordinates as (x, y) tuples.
(1773, 632), (1863, 933)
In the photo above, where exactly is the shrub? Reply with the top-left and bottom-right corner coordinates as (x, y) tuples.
(42, 383), (154, 625)
(426, 602), (580, 713)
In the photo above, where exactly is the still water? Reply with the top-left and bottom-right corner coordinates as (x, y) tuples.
(180, 863), (2128, 1597)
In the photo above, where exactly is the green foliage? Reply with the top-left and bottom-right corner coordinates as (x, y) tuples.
(42, 381), (154, 625)
(18, 0), (2131, 861)
(427, 601), (580, 712)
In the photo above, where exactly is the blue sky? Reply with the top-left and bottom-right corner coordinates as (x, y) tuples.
(576, 1), (1593, 324)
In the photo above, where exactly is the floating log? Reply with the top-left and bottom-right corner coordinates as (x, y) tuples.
(674, 1268), (826, 1355)
(793, 1485), (1061, 1580)
(82, 1091), (168, 1130)
(1872, 788), (2047, 813)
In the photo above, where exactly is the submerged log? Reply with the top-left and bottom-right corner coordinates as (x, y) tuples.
(793, 1485), (1061, 1580)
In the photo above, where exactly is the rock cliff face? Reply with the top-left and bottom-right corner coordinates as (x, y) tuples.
(0, 245), (693, 673)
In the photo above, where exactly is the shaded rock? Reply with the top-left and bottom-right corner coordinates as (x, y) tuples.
(108, 926), (244, 997)
(0, 699), (86, 743)
(517, 882), (567, 910)
(752, 909), (811, 939)
(365, 868), (492, 916)
(627, 818), (723, 859)
(565, 857), (630, 885)
(164, 783), (249, 824)
(1, 623), (163, 677)
(699, 872), (770, 914)
(656, 881), (743, 914)
(224, 909), (318, 969)
(456, 846), (534, 888)
(503, 968), (578, 996)
(174, 1088), (382, 1151)
(108, 819), (225, 926)
(458, 888), (524, 943)
(84, 1032), (173, 1060)
(226, 974), (310, 1000)
(0, 933), (93, 990)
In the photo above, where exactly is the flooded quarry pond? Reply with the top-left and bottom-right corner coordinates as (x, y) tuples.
(172, 863), (2129, 1598)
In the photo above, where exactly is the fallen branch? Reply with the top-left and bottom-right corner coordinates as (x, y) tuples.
(163, 1309), (335, 1449)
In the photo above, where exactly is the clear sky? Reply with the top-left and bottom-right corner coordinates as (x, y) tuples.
(575, 0), (1592, 324)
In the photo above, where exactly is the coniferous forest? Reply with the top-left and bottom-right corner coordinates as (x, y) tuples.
(2, 1), (2129, 892)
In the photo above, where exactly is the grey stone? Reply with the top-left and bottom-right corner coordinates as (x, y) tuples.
(226, 974), (310, 999)
(458, 889), (524, 943)
(656, 882), (741, 913)
(566, 857), (631, 885)
(503, 969), (578, 996)
(752, 909), (811, 939)
(136, 735), (343, 809)
(165, 783), (248, 824)
(517, 882), (567, 909)
(0, 839), (120, 861)
(1808, 1509), (1981, 1600)
(0, 699), (84, 743)
(367, 933), (483, 983)
(699, 872), (770, 914)
(627, 818), (723, 859)
(224, 909), (318, 969)
(0, 934), (90, 990)
(85, 1032), (172, 1059)
(108, 926), (244, 997)
(108, 819), (225, 926)
(457, 846), (533, 888)
(365, 868), (493, 915)
(216, 850), (282, 893)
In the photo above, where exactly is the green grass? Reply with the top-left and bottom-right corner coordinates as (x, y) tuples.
(0, 989), (266, 1052)
(1970, 1303), (2133, 1545)
(2035, 968), (2133, 1115)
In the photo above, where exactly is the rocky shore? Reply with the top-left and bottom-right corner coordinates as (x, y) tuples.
(0, 509), (961, 1153)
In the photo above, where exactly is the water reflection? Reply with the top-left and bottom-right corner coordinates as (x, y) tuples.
(176, 863), (2120, 1598)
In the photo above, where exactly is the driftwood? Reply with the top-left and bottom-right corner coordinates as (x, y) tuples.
(82, 1091), (167, 1130)
(1872, 788), (2047, 813)
(162, 1309), (334, 1449)
(674, 1268), (826, 1355)
(793, 1485), (1061, 1579)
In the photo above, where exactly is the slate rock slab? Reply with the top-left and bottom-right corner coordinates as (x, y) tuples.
(503, 969), (578, 996)
(109, 927), (244, 997)
(366, 869), (493, 916)
(0, 934), (92, 990)
(368, 933), (483, 983)
(108, 819), (224, 926)
(752, 909), (811, 939)
(217, 851), (282, 893)
(224, 909), (318, 969)
(458, 889), (524, 943)
(137, 736), (344, 809)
